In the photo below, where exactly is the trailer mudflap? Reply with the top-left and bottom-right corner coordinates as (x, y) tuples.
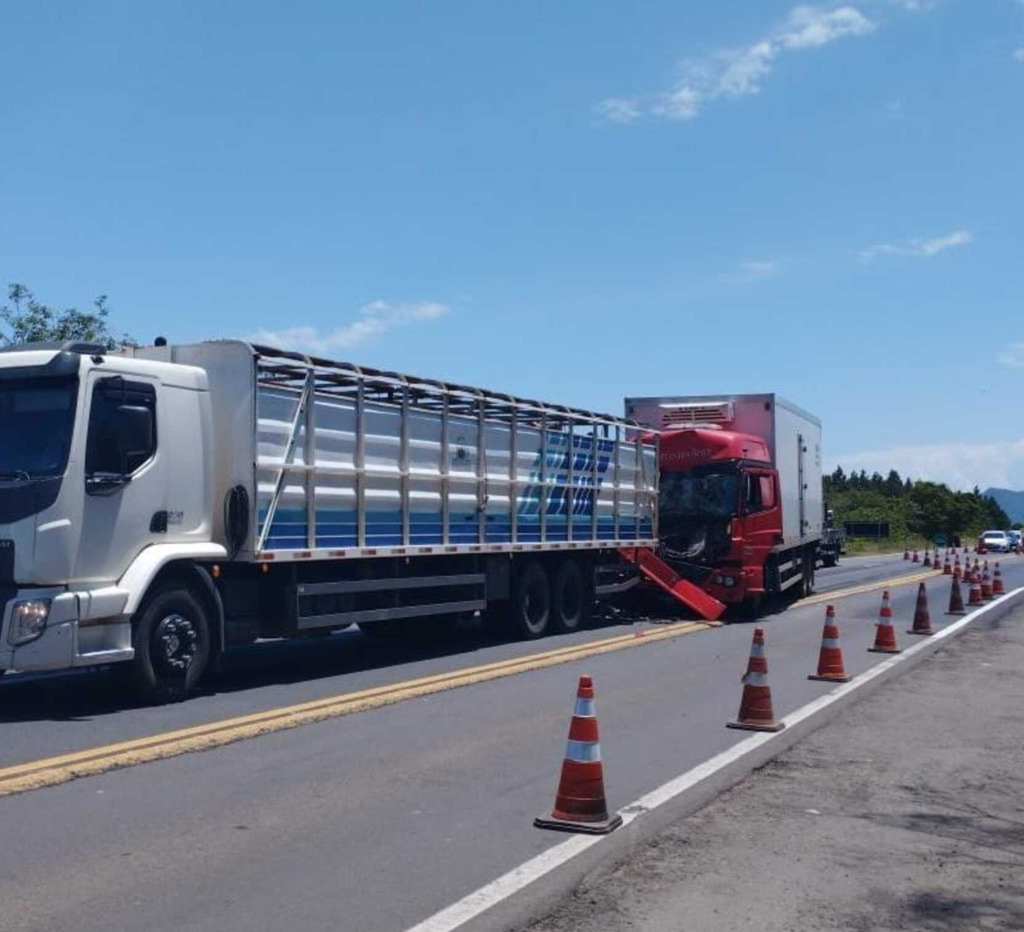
(618, 548), (727, 622)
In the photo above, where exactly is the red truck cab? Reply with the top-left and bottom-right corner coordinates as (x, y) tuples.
(657, 428), (781, 605)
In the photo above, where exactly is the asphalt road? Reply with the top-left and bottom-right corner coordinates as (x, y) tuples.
(0, 550), (924, 768)
(0, 551), (1019, 932)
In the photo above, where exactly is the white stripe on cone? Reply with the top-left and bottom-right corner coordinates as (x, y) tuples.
(564, 739), (602, 763)
(573, 698), (596, 717)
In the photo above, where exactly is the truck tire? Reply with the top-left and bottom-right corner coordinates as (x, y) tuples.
(740, 594), (763, 621)
(552, 558), (590, 634)
(506, 561), (551, 640)
(127, 584), (211, 704)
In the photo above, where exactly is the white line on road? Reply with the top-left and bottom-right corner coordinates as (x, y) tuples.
(404, 587), (1024, 932)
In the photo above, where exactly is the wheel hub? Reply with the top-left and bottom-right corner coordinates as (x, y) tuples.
(153, 613), (198, 674)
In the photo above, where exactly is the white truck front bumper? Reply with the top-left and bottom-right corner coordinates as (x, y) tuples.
(0, 586), (133, 674)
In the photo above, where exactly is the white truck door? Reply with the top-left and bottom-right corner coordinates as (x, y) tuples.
(75, 371), (165, 585)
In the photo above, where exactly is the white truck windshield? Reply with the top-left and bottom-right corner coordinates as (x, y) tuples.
(0, 376), (78, 478)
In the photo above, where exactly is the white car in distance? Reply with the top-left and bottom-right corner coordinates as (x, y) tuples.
(980, 530), (1011, 552)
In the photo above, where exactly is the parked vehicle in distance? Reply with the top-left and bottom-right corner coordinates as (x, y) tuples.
(979, 530), (1011, 552)
(1007, 529), (1022, 553)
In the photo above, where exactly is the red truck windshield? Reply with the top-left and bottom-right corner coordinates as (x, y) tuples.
(659, 470), (739, 520)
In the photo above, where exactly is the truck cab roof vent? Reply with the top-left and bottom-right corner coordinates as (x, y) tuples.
(658, 401), (734, 430)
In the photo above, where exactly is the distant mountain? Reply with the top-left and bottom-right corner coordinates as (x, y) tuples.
(984, 488), (1024, 524)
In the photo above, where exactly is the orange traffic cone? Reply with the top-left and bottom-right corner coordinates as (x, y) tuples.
(907, 582), (934, 636)
(535, 675), (622, 834)
(869, 590), (901, 654)
(953, 556), (961, 580)
(728, 628), (784, 732)
(912, 550), (920, 563)
(923, 551), (932, 568)
(946, 576), (966, 616)
(809, 605), (852, 681)
(993, 563), (1005, 596)
(981, 569), (993, 601)
(942, 554), (952, 575)
(968, 575), (984, 606)
(903, 548), (910, 561)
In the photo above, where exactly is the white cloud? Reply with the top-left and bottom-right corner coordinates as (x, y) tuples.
(597, 4), (878, 123)
(1014, 47), (1024, 62)
(650, 86), (701, 121)
(778, 5), (876, 50)
(918, 230), (973, 255)
(860, 229), (973, 259)
(871, 0), (933, 10)
(250, 300), (449, 355)
(714, 41), (778, 96)
(594, 97), (643, 123)
(739, 259), (781, 277)
(828, 439), (1024, 493)
(998, 342), (1024, 368)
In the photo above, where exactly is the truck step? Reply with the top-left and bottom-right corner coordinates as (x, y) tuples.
(618, 548), (727, 622)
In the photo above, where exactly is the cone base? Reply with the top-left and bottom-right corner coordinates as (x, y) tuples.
(534, 812), (623, 835)
(808, 672), (852, 682)
(906, 628), (934, 636)
(727, 719), (785, 732)
(945, 610), (967, 616)
(868, 646), (902, 654)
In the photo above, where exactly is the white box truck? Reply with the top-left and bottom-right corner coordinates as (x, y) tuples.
(0, 340), (657, 701)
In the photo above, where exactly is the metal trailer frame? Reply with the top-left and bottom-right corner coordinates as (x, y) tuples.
(249, 344), (659, 563)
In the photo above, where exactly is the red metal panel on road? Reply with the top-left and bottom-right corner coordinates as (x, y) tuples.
(619, 548), (727, 621)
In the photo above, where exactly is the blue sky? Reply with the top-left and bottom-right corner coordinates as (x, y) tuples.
(2, 1), (1022, 490)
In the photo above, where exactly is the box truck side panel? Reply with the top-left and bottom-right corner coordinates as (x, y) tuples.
(773, 399), (822, 547)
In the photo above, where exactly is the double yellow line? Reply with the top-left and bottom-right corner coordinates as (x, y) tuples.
(0, 564), (947, 800)
(0, 620), (710, 799)
(803, 566), (942, 608)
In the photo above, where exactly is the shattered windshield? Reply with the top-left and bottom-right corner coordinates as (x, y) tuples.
(0, 376), (78, 478)
(659, 470), (739, 520)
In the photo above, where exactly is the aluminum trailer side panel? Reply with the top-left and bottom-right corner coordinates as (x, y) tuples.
(140, 341), (658, 560)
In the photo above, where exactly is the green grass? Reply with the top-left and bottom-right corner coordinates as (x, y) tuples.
(843, 533), (982, 557)
(844, 536), (934, 556)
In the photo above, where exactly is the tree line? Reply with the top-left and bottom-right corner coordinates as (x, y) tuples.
(825, 467), (1013, 540)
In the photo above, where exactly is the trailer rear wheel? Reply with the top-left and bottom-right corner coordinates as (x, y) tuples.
(127, 584), (211, 704)
(552, 559), (590, 634)
(506, 561), (551, 640)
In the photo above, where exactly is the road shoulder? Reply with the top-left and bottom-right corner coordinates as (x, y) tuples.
(529, 604), (1024, 932)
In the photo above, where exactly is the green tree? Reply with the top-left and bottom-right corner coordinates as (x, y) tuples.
(1, 283), (134, 349)
(884, 469), (904, 498)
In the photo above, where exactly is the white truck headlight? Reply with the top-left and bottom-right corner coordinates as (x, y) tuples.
(8, 599), (51, 646)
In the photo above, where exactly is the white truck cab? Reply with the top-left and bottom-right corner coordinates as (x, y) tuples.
(1, 341), (224, 697)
